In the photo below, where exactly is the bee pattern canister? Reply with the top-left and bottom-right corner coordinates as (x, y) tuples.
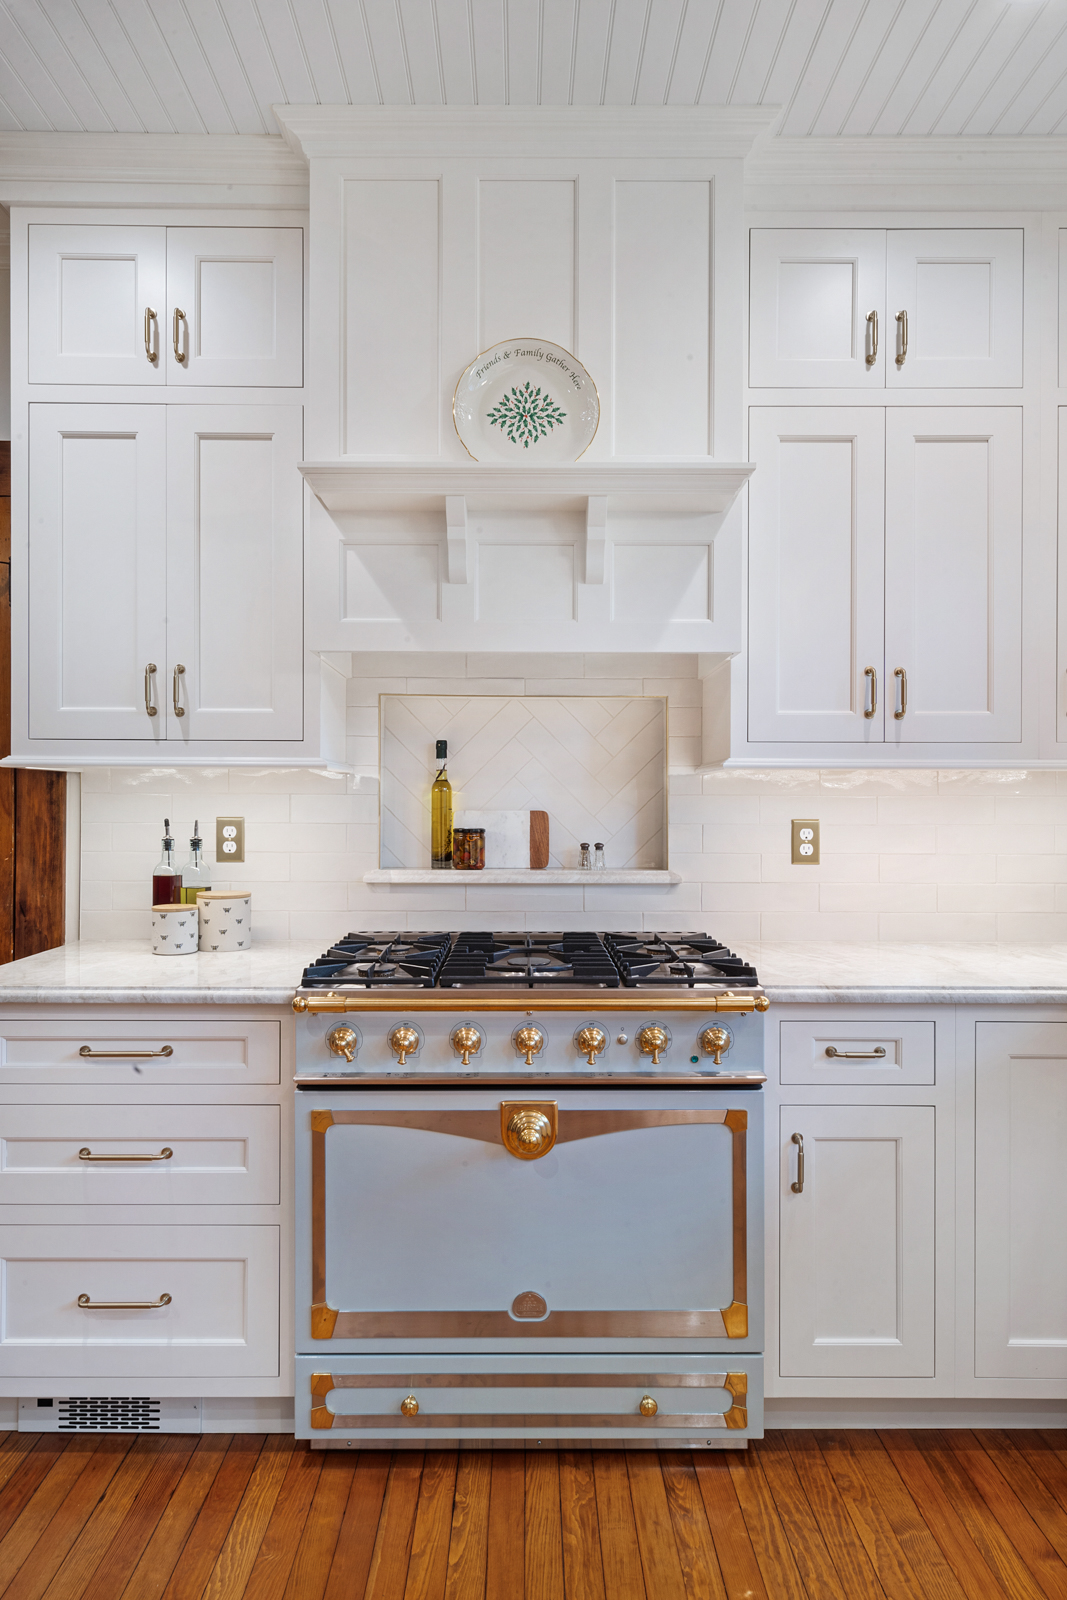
(151, 904), (198, 956)
(197, 890), (252, 952)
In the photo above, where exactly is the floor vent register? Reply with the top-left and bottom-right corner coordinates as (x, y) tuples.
(18, 1397), (202, 1432)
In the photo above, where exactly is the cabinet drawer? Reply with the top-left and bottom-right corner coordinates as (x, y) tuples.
(0, 1225), (278, 1378)
(0, 1105), (279, 1205)
(0, 1020), (280, 1085)
(296, 1355), (763, 1444)
(780, 1020), (935, 1085)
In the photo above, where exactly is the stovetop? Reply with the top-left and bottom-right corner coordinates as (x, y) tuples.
(298, 931), (759, 993)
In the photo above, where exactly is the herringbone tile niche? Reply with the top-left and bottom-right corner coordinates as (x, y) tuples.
(379, 695), (668, 870)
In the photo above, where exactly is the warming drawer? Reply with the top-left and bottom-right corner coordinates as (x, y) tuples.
(295, 1354), (763, 1446)
(296, 1086), (763, 1357)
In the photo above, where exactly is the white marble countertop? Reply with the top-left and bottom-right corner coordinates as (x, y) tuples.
(0, 939), (1063, 1006)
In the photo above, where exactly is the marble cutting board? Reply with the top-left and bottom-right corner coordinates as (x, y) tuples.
(453, 810), (549, 869)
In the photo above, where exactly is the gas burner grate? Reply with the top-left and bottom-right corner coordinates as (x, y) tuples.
(438, 932), (621, 989)
(604, 932), (759, 989)
(300, 931), (452, 989)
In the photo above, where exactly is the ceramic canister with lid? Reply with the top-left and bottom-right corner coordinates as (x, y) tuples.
(151, 903), (198, 955)
(197, 890), (252, 951)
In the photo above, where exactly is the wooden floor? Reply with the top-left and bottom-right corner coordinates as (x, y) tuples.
(0, 1429), (1063, 1599)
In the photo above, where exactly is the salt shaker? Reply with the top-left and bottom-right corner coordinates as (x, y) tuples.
(579, 843), (592, 870)
(594, 843), (605, 870)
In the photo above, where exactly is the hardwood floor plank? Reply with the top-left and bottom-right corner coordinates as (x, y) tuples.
(239, 1443), (324, 1600)
(485, 1451), (524, 1600)
(591, 1453), (646, 1600)
(443, 1451), (491, 1600)
(1004, 1432), (1067, 1518)
(321, 1452), (391, 1600)
(79, 1437), (202, 1600)
(723, 1446), (806, 1600)
(945, 1430), (1067, 1599)
(781, 1432), (885, 1600)
(975, 1432), (1067, 1559)
(0, 1442), (72, 1546)
(365, 1452), (424, 1600)
(199, 1437), (297, 1600)
(119, 1434), (237, 1600)
(1, 1438), (133, 1600)
(0, 1438), (41, 1503)
(559, 1449), (606, 1600)
(754, 1434), (849, 1600)
(818, 1431), (961, 1600)
(280, 1453), (358, 1600)
(526, 1450), (564, 1600)
(150, 1436), (263, 1600)
(0, 1438), (102, 1594)
(692, 1455), (772, 1600)
(402, 1451), (458, 1600)
(659, 1453), (727, 1600)
(624, 1451), (687, 1600)
(877, 1432), (1013, 1600)
(39, 1438), (171, 1600)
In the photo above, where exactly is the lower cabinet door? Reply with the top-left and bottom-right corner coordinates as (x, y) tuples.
(975, 1022), (1067, 1380)
(295, 1354), (763, 1445)
(779, 1105), (935, 1379)
(0, 1225), (279, 1379)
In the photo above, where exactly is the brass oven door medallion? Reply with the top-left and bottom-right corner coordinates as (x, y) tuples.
(501, 1101), (558, 1160)
(512, 1292), (549, 1320)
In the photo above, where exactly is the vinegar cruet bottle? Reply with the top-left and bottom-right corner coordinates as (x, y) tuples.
(152, 819), (182, 905)
(431, 740), (453, 869)
(181, 820), (211, 904)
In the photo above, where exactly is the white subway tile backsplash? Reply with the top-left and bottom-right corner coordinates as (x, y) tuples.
(819, 883), (938, 913)
(996, 912), (1067, 942)
(877, 912), (997, 942)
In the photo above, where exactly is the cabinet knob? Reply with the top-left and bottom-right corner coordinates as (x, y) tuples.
(325, 1025), (358, 1064)
(388, 1025), (420, 1066)
(400, 1394), (419, 1417)
(639, 1395), (658, 1417)
(450, 1024), (482, 1066)
(636, 1025), (669, 1065)
(574, 1026), (606, 1065)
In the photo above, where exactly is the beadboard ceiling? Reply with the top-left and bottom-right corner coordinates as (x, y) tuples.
(1, 0), (1067, 139)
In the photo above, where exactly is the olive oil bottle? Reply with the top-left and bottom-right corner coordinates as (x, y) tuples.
(431, 739), (453, 869)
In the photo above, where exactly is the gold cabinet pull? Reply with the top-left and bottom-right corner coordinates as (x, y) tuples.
(172, 306), (187, 364)
(825, 1045), (886, 1060)
(79, 1146), (173, 1162)
(78, 1292), (171, 1309)
(863, 665), (877, 719)
(895, 308), (908, 367)
(144, 662), (158, 718)
(326, 1025), (358, 1064)
(865, 309), (878, 367)
(894, 666), (907, 719)
(791, 1132), (805, 1193)
(79, 1045), (173, 1059)
(144, 307), (158, 364)
(172, 663), (186, 718)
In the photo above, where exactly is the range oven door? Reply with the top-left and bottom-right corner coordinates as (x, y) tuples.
(296, 1087), (762, 1360)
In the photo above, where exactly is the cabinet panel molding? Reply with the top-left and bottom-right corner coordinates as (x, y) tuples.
(28, 225), (167, 387)
(164, 227), (303, 388)
(749, 228), (885, 388)
(885, 229), (1023, 389)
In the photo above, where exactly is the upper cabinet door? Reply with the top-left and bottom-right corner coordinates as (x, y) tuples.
(884, 407), (1022, 744)
(885, 229), (1023, 389)
(28, 404), (167, 739)
(165, 405), (304, 741)
(165, 228), (303, 388)
(749, 229), (886, 388)
(748, 407), (885, 743)
(28, 226), (167, 386)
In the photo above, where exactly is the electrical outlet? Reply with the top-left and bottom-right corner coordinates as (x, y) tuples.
(791, 819), (820, 865)
(216, 817), (245, 864)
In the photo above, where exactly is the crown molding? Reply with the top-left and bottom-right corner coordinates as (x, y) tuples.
(272, 104), (782, 164)
(0, 133), (308, 207)
(745, 135), (1067, 213)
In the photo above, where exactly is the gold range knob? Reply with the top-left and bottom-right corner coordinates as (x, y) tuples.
(450, 1024), (482, 1065)
(699, 1026), (731, 1066)
(400, 1394), (419, 1416)
(575, 1026), (607, 1066)
(514, 1025), (545, 1066)
(639, 1395), (658, 1417)
(388, 1025), (420, 1066)
(636, 1025), (669, 1065)
(325, 1025), (358, 1064)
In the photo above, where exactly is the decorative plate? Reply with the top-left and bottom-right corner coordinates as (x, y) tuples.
(453, 339), (599, 462)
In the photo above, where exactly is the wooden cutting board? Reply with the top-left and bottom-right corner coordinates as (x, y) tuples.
(453, 810), (550, 869)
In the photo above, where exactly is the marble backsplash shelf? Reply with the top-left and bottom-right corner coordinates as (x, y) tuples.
(364, 869), (681, 885)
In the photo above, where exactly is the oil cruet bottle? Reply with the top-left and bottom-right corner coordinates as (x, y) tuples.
(181, 820), (211, 904)
(431, 739), (453, 869)
(152, 818), (182, 905)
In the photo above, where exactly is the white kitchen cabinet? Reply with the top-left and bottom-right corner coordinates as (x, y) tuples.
(750, 228), (1022, 388)
(779, 1104), (936, 1380)
(28, 225), (302, 388)
(974, 1022), (1067, 1382)
(28, 402), (303, 746)
(748, 405), (1022, 747)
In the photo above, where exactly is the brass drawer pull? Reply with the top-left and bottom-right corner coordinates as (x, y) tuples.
(791, 1132), (805, 1194)
(79, 1046), (173, 1059)
(79, 1147), (173, 1163)
(78, 1292), (171, 1309)
(173, 663), (186, 718)
(825, 1046), (886, 1060)
(864, 665), (877, 718)
(894, 666), (907, 719)
(896, 308), (908, 367)
(144, 662), (158, 717)
(865, 308), (878, 366)
(144, 307), (158, 364)
(172, 307), (187, 364)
